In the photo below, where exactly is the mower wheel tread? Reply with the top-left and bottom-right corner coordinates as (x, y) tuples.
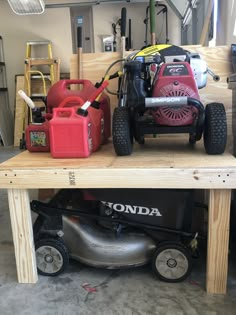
(152, 241), (192, 283)
(35, 237), (69, 277)
(203, 102), (227, 155)
(112, 107), (133, 156)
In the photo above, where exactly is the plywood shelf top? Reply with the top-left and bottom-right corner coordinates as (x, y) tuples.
(1, 137), (236, 189)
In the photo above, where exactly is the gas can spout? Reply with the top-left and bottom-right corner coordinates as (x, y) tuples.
(18, 89), (45, 123)
(18, 89), (36, 110)
(78, 80), (109, 115)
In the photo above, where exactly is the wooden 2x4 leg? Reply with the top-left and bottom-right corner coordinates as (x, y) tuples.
(8, 188), (38, 283)
(206, 189), (231, 294)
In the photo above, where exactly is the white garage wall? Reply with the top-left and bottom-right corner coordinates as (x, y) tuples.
(0, 1), (72, 113)
(92, 3), (181, 52)
(93, 3), (147, 52)
(226, 0), (236, 44)
(0, 0), (181, 115)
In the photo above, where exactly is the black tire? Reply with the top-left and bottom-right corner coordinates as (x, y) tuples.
(35, 237), (69, 277)
(152, 242), (192, 283)
(112, 107), (133, 156)
(203, 103), (227, 154)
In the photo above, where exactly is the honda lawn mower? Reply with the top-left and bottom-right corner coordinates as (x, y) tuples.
(31, 188), (205, 283)
(112, 44), (227, 156)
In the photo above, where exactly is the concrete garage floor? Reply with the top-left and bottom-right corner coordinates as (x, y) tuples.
(0, 147), (236, 315)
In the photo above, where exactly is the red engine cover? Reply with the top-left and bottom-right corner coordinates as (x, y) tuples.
(152, 62), (200, 126)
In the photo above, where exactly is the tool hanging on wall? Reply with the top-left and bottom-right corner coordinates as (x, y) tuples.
(144, 1), (169, 47)
(126, 18), (132, 51)
(112, 19), (119, 52)
(156, 4), (168, 44)
(120, 7), (127, 58)
(149, 0), (156, 45)
(77, 26), (83, 80)
(112, 7), (127, 54)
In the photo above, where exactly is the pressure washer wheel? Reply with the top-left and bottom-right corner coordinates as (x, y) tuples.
(112, 107), (133, 156)
(35, 237), (69, 276)
(152, 242), (192, 283)
(203, 102), (227, 155)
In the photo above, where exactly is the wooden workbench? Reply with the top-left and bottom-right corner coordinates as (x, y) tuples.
(0, 136), (235, 294)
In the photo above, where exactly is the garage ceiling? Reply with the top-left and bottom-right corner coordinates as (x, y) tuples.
(45, 0), (196, 17)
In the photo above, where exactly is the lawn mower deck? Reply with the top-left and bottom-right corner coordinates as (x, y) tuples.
(31, 188), (205, 282)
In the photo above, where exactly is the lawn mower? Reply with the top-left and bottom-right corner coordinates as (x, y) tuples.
(31, 188), (205, 283)
(112, 43), (227, 156)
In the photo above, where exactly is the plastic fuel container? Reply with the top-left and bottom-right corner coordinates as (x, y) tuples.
(49, 106), (104, 158)
(26, 120), (50, 152)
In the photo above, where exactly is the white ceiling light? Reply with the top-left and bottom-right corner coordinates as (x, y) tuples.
(7, 0), (45, 15)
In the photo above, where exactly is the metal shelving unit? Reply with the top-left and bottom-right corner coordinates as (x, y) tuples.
(0, 36), (14, 146)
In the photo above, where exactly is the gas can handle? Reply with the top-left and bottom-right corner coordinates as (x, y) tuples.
(53, 107), (75, 118)
(58, 96), (84, 108)
(64, 79), (93, 89)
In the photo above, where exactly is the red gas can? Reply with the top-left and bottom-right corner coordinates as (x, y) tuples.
(46, 79), (111, 142)
(49, 106), (104, 158)
(47, 80), (95, 110)
(25, 120), (50, 152)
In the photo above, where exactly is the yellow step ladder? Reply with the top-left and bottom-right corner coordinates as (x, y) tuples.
(17, 40), (60, 148)
(25, 40), (60, 91)
(25, 40), (53, 59)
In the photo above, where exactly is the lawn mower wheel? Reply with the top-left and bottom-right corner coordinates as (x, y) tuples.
(152, 241), (192, 283)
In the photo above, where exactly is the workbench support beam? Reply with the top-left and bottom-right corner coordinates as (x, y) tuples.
(206, 189), (231, 294)
(8, 189), (38, 283)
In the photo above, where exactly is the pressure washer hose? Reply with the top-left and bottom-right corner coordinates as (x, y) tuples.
(103, 58), (125, 95)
